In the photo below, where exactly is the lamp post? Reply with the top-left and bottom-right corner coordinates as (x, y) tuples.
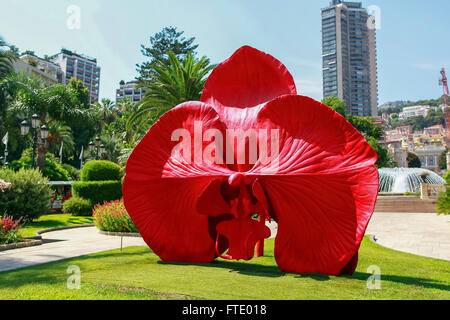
(20, 114), (49, 169)
(89, 137), (106, 160)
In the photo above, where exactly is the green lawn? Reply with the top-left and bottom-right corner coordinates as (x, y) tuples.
(20, 214), (93, 237)
(0, 237), (448, 300)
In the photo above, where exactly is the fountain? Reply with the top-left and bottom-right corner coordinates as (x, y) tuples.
(378, 168), (446, 193)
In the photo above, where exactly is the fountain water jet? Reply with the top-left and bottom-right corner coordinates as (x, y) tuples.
(378, 168), (446, 193)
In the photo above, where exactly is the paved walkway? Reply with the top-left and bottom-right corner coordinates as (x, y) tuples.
(365, 212), (450, 261)
(0, 227), (146, 272)
(0, 212), (448, 273)
(268, 213), (450, 261)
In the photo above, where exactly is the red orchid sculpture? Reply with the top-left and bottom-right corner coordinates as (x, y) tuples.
(123, 46), (379, 276)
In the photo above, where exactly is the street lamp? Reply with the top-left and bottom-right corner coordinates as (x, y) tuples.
(89, 138), (105, 160)
(20, 115), (49, 169)
(40, 124), (49, 140)
(20, 120), (30, 136)
(31, 114), (40, 129)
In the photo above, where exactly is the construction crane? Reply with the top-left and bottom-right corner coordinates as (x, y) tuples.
(439, 68), (450, 168)
(439, 68), (450, 131)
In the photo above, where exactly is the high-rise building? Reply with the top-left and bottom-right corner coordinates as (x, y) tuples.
(321, 0), (378, 117)
(116, 81), (147, 104)
(51, 49), (100, 104)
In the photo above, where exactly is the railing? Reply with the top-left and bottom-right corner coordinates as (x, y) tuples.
(420, 183), (446, 200)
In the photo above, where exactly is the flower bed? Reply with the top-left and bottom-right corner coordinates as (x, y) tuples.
(0, 215), (24, 245)
(93, 199), (138, 233)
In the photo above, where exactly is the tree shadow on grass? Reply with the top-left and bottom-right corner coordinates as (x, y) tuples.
(344, 272), (450, 292)
(159, 260), (450, 291)
(24, 219), (64, 229)
(158, 259), (285, 278)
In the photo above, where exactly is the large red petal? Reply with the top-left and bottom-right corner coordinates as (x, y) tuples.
(201, 46), (297, 109)
(249, 95), (379, 275)
(123, 102), (232, 263)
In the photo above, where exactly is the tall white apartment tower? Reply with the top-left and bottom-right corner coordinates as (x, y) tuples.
(321, 0), (378, 117)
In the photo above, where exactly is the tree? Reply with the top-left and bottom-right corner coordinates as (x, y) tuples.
(0, 37), (14, 79)
(137, 26), (199, 84)
(128, 50), (215, 130)
(366, 136), (396, 168)
(93, 99), (115, 129)
(21, 50), (35, 56)
(46, 121), (75, 160)
(67, 78), (90, 109)
(322, 96), (394, 168)
(8, 73), (91, 171)
(439, 148), (448, 171)
(8, 45), (19, 57)
(407, 152), (421, 168)
(321, 96), (346, 116)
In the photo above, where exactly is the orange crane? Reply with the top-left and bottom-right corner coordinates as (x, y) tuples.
(439, 68), (450, 144)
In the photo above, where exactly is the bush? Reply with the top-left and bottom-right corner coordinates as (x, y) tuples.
(436, 188), (450, 215)
(0, 215), (24, 244)
(0, 168), (53, 222)
(63, 197), (93, 216)
(93, 199), (138, 233)
(62, 164), (80, 181)
(72, 181), (122, 206)
(442, 171), (450, 184)
(81, 160), (122, 182)
(9, 154), (69, 181)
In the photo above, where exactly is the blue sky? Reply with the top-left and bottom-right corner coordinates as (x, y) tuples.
(1, 0), (449, 105)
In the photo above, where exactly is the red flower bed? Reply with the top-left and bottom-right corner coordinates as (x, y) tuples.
(93, 199), (139, 233)
(0, 215), (23, 244)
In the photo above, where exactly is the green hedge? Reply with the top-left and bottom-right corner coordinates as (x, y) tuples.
(63, 197), (93, 216)
(72, 181), (122, 206)
(0, 168), (53, 222)
(81, 160), (122, 182)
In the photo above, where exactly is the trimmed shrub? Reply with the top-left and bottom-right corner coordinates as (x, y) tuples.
(72, 181), (122, 206)
(63, 197), (93, 216)
(0, 168), (53, 222)
(93, 199), (138, 233)
(81, 160), (122, 182)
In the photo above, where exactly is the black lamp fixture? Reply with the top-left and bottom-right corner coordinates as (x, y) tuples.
(20, 114), (49, 169)
(89, 138), (106, 160)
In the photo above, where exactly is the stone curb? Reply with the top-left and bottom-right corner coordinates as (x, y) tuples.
(0, 239), (43, 252)
(98, 230), (142, 237)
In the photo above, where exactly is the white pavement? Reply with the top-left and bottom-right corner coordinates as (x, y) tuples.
(0, 227), (146, 272)
(365, 212), (450, 261)
(269, 213), (450, 261)
(0, 212), (448, 273)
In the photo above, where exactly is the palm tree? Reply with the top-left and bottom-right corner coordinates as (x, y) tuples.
(46, 121), (75, 159)
(0, 37), (14, 79)
(93, 98), (116, 129)
(0, 37), (16, 135)
(127, 50), (215, 130)
(7, 72), (92, 171)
